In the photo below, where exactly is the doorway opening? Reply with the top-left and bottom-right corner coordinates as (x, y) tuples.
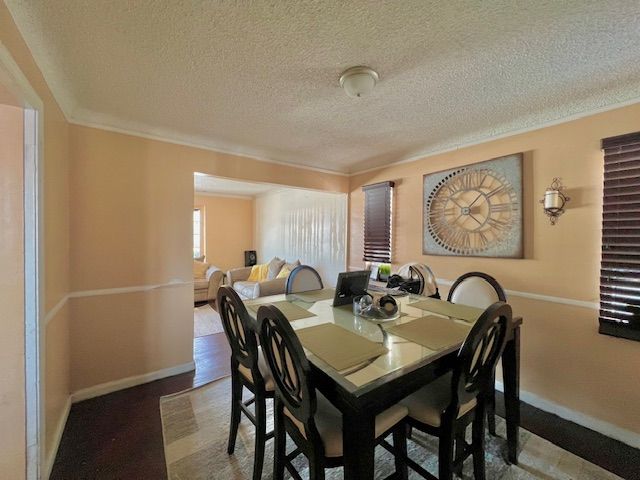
(0, 46), (43, 479)
(191, 172), (347, 341)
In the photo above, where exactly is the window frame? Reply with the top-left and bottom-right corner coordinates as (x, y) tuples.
(362, 181), (394, 263)
(193, 206), (205, 260)
(599, 131), (640, 342)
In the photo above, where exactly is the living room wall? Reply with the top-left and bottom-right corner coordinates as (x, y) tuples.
(254, 188), (348, 285)
(349, 102), (640, 445)
(194, 194), (254, 272)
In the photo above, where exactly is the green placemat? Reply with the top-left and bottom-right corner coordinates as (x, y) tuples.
(387, 315), (471, 350)
(248, 300), (316, 321)
(296, 323), (388, 371)
(407, 297), (484, 322)
(293, 288), (336, 303)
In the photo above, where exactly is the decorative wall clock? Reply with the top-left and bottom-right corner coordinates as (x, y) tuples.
(423, 153), (523, 258)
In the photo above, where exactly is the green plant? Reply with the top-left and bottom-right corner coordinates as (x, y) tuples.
(378, 264), (391, 276)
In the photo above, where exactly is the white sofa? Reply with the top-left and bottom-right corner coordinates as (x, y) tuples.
(227, 258), (301, 300)
(194, 261), (225, 303)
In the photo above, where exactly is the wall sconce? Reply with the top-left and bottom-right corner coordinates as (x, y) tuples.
(540, 177), (570, 225)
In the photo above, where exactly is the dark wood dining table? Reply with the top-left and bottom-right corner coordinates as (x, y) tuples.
(245, 291), (522, 479)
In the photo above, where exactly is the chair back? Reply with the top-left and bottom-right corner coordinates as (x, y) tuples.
(216, 286), (261, 378)
(257, 305), (320, 435)
(448, 272), (506, 309)
(285, 265), (324, 294)
(396, 262), (439, 297)
(451, 302), (511, 408)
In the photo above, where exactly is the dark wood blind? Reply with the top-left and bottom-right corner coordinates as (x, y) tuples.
(363, 181), (394, 263)
(599, 131), (640, 341)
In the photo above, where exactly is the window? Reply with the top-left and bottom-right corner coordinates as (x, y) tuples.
(362, 181), (394, 263)
(599, 131), (640, 341)
(193, 207), (204, 259)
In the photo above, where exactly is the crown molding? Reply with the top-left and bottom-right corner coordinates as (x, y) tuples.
(69, 94), (640, 179)
(68, 118), (350, 176)
(348, 96), (640, 176)
(194, 190), (255, 200)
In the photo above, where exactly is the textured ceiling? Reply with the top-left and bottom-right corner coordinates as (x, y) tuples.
(6, 1), (640, 173)
(194, 174), (276, 197)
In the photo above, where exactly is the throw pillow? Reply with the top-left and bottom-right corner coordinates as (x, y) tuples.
(267, 257), (286, 280)
(193, 260), (209, 278)
(284, 259), (301, 271)
(276, 267), (291, 279)
(247, 263), (269, 282)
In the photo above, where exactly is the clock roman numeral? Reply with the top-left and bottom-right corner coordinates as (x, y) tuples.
(487, 217), (511, 231)
(490, 202), (514, 213)
(461, 172), (474, 190)
(487, 185), (511, 198)
(474, 230), (489, 248)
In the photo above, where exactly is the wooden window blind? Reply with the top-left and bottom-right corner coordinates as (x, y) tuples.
(599, 131), (640, 341)
(363, 181), (394, 263)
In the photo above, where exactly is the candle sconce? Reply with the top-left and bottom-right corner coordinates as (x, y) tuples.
(540, 177), (570, 225)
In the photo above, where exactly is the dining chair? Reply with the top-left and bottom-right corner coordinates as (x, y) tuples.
(447, 271), (507, 434)
(256, 304), (409, 480)
(447, 272), (506, 308)
(285, 265), (324, 294)
(215, 286), (275, 480)
(400, 302), (512, 480)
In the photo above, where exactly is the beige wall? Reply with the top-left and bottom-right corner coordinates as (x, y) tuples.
(194, 194), (254, 272)
(1, 2), (71, 476)
(349, 102), (640, 436)
(0, 103), (26, 477)
(68, 124), (347, 392)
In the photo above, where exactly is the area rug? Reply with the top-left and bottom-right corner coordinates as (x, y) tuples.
(194, 305), (224, 338)
(160, 377), (621, 480)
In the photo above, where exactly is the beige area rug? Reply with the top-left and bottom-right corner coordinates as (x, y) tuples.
(160, 377), (621, 480)
(194, 305), (224, 338)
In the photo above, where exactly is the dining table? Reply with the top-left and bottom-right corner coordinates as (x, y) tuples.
(244, 290), (522, 479)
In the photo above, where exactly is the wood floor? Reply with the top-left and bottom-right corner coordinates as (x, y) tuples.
(50, 334), (231, 480)
(51, 332), (640, 480)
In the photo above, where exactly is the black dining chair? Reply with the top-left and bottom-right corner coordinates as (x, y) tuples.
(256, 304), (409, 480)
(400, 302), (512, 480)
(285, 265), (324, 294)
(447, 272), (507, 436)
(215, 286), (275, 480)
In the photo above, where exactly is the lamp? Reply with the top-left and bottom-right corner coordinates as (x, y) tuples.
(339, 66), (379, 98)
(540, 177), (570, 225)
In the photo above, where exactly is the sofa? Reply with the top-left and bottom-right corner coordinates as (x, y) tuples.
(227, 257), (301, 300)
(193, 260), (225, 303)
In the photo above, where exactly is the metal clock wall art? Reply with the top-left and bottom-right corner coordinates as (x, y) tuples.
(423, 153), (523, 258)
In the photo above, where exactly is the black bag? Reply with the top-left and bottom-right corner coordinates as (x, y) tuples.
(386, 275), (425, 295)
(386, 274), (440, 298)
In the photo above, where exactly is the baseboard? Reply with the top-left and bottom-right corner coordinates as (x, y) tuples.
(45, 396), (71, 479)
(70, 361), (196, 403)
(495, 381), (640, 450)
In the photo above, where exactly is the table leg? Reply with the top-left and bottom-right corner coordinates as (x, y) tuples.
(343, 407), (376, 479)
(502, 325), (520, 464)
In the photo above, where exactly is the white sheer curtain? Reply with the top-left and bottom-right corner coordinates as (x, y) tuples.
(255, 189), (347, 286)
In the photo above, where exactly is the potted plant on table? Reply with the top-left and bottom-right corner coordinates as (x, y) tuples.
(377, 263), (391, 283)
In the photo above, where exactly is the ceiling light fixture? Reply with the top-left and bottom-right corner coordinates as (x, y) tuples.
(339, 66), (379, 98)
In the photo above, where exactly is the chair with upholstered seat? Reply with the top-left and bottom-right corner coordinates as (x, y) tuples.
(448, 272), (506, 435)
(215, 286), (275, 480)
(285, 265), (324, 294)
(401, 302), (512, 480)
(448, 272), (506, 308)
(256, 304), (409, 480)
